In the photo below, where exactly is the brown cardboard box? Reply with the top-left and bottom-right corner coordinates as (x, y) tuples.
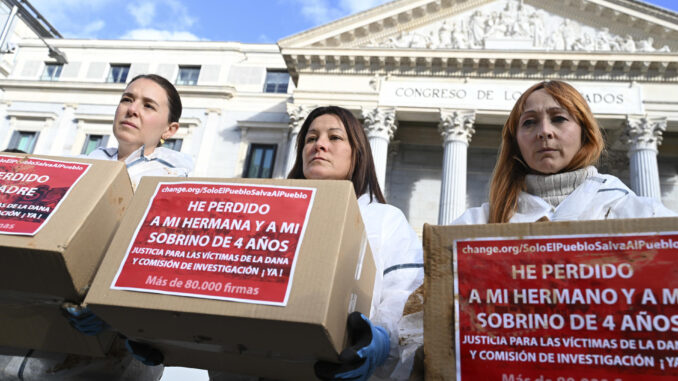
(423, 217), (678, 381)
(85, 177), (376, 379)
(0, 153), (133, 356)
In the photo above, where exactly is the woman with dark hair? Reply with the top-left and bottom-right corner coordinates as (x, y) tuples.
(88, 73), (193, 189)
(290, 106), (424, 380)
(0, 74), (192, 381)
(455, 80), (675, 224)
(209, 107), (422, 381)
(211, 107), (422, 381)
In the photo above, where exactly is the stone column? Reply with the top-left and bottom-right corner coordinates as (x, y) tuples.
(49, 104), (77, 155)
(622, 115), (666, 199)
(0, 102), (10, 149)
(362, 107), (397, 191)
(285, 103), (313, 176)
(438, 109), (476, 224)
(194, 109), (221, 176)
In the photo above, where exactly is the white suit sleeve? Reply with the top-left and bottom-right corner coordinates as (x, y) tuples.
(367, 207), (424, 380)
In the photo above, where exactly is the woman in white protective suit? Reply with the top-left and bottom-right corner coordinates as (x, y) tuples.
(211, 106), (424, 381)
(0, 74), (193, 381)
(455, 79), (675, 225)
(88, 73), (194, 189)
(291, 106), (424, 381)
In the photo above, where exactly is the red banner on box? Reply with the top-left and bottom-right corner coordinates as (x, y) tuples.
(455, 233), (678, 381)
(112, 182), (316, 306)
(0, 155), (91, 236)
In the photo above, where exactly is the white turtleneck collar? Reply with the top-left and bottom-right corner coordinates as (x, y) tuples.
(525, 166), (598, 208)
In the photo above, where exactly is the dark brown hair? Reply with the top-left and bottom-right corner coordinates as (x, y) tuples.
(128, 74), (182, 124)
(287, 106), (386, 203)
(489, 80), (605, 223)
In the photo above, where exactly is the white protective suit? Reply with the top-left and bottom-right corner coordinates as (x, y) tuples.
(454, 169), (676, 224)
(0, 146), (194, 381)
(401, 167), (676, 381)
(358, 194), (424, 381)
(209, 194), (424, 381)
(88, 145), (194, 189)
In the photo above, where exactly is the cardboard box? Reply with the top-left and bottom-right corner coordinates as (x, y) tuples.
(423, 217), (678, 381)
(0, 153), (133, 356)
(85, 177), (376, 379)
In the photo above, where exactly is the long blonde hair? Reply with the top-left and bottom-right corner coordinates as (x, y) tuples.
(488, 81), (604, 223)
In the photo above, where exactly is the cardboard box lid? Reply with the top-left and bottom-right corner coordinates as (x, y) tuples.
(0, 154), (132, 300)
(423, 217), (678, 380)
(86, 177), (375, 358)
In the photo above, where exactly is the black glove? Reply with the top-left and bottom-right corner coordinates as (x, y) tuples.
(314, 312), (390, 381)
(62, 303), (109, 336)
(125, 339), (164, 366)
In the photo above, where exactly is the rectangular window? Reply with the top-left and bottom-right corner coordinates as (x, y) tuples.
(8, 131), (39, 153)
(107, 64), (130, 83)
(161, 138), (183, 151)
(243, 144), (276, 178)
(40, 63), (63, 81)
(81, 134), (109, 155)
(176, 66), (200, 85)
(263, 70), (289, 93)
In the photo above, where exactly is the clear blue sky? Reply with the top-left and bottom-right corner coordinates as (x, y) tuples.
(29, 0), (678, 43)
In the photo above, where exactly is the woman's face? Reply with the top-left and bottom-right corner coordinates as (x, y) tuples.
(113, 78), (175, 151)
(302, 114), (353, 180)
(516, 89), (582, 174)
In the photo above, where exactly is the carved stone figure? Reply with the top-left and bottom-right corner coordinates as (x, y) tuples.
(437, 21), (454, 48)
(451, 22), (468, 49)
(595, 28), (613, 51)
(530, 11), (545, 47)
(468, 10), (486, 48)
(621, 35), (637, 52)
(558, 19), (578, 50)
(368, 0), (671, 53)
(637, 37), (655, 52)
(572, 32), (595, 51)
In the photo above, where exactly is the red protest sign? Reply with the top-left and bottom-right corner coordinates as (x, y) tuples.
(0, 155), (91, 235)
(455, 233), (678, 381)
(112, 182), (316, 306)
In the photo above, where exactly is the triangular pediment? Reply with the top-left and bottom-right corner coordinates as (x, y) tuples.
(279, 0), (678, 53)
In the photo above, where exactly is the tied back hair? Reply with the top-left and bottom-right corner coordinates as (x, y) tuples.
(287, 106), (386, 204)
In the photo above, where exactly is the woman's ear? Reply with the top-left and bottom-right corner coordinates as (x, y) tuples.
(163, 122), (180, 140)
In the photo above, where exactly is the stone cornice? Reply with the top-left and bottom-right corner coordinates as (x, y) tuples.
(236, 120), (288, 131)
(20, 38), (281, 54)
(278, 0), (678, 51)
(7, 110), (58, 120)
(0, 80), (236, 99)
(282, 48), (678, 82)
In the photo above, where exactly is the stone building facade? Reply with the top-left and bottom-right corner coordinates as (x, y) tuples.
(1, 0), (677, 235)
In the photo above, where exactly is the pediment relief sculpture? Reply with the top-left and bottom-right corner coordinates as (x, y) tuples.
(367, 0), (670, 53)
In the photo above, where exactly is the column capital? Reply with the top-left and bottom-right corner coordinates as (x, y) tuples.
(622, 115), (666, 151)
(439, 109), (476, 145)
(362, 107), (397, 141)
(287, 103), (314, 134)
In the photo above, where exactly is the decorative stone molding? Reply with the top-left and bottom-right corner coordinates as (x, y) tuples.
(438, 109), (476, 145)
(621, 115), (667, 152)
(368, 0), (671, 53)
(621, 115), (666, 200)
(286, 103), (314, 133)
(362, 107), (398, 141)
